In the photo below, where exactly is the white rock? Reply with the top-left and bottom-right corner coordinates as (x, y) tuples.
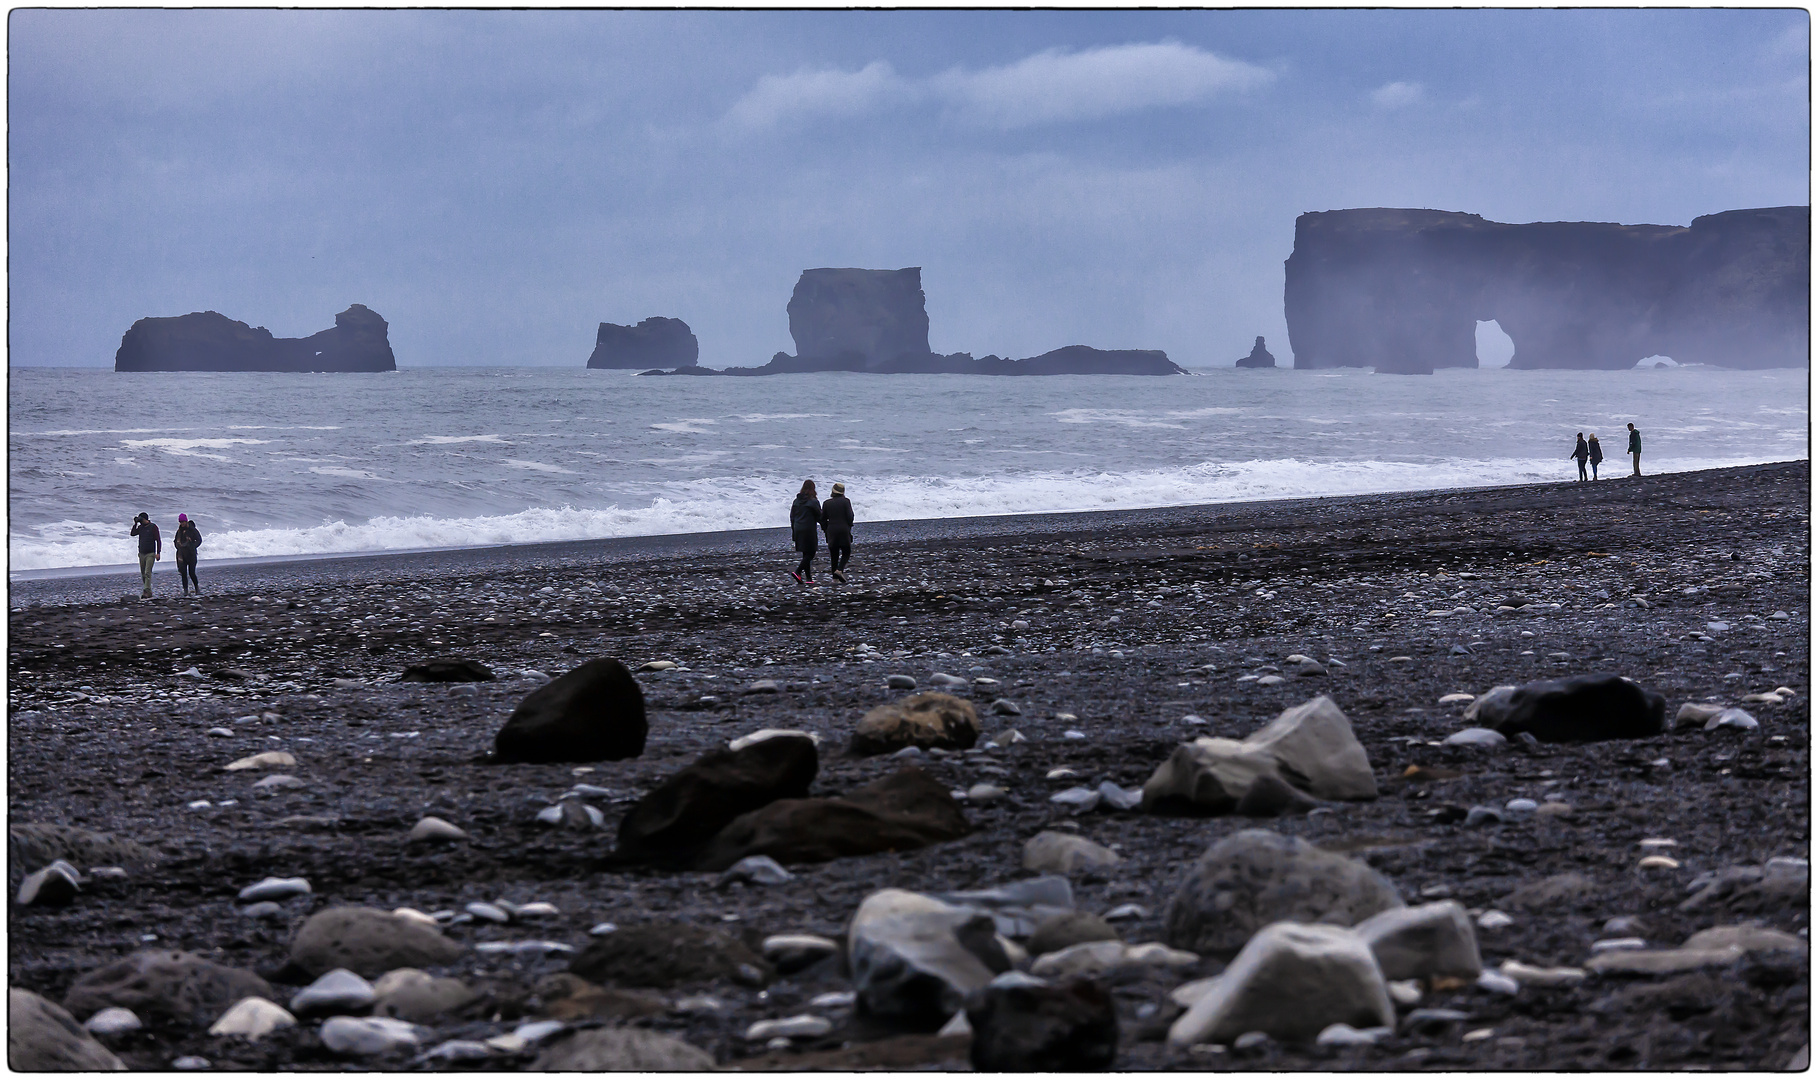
(744, 1015), (833, 1041)
(1104, 903), (1149, 921)
(811, 991), (856, 1009)
(466, 902), (511, 923)
(937, 1010), (973, 1036)
(225, 751), (296, 771)
(588, 922), (618, 936)
(1097, 781), (1143, 811)
(1168, 922), (1394, 1047)
(1023, 831), (1121, 874)
(1256, 675), (1286, 686)
(407, 816), (467, 842)
(1386, 980), (1422, 1006)
(290, 969), (376, 1015)
(512, 1019), (568, 1043)
(966, 783), (1007, 804)
(319, 1016), (421, 1057)
(208, 997), (296, 1039)
(1476, 969), (1520, 995)
(847, 889), (999, 1022)
(1498, 959), (1585, 986)
(172, 1055), (211, 1069)
(252, 773), (306, 792)
(1437, 693), (1476, 705)
(1317, 1022), (1385, 1046)
(514, 901), (559, 918)
(763, 934), (840, 969)
(237, 877), (311, 902)
(1590, 937), (1648, 953)
(207, 728), (235, 738)
(391, 907), (440, 929)
(84, 1007), (143, 1036)
(1352, 900), (1483, 981)
(728, 728), (821, 752)
(1049, 787), (1102, 813)
(1045, 767), (1078, 780)
(17, 863), (80, 907)
(1443, 728), (1507, 748)
(1707, 708), (1759, 731)
(718, 855), (794, 886)
(422, 1040), (494, 1062)
(1476, 910), (1513, 930)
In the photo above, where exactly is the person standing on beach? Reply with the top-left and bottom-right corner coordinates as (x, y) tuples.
(789, 480), (823, 585)
(1587, 433), (1604, 480)
(1570, 433), (1589, 481)
(130, 512), (161, 598)
(173, 514), (203, 595)
(1627, 422), (1642, 475)
(822, 482), (854, 583)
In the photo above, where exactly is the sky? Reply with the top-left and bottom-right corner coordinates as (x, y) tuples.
(8, 9), (1810, 369)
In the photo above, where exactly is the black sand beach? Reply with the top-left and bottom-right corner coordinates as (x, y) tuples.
(8, 461), (1810, 1070)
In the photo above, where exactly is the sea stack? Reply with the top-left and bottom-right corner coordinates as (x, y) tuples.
(114, 305), (397, 372)
(587, 317), (699, 369)
(1282, 206), (1809, 374)
(1235, 337), (1277, 368)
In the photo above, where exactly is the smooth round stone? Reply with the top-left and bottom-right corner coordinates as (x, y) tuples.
(1444, 727), (1508, 748)
(172, 1056), (212, 1070)
(391, 907), (440, 929)
(1638, 855), (1682, 870)
(424, 1040), (494, 1062)
(1477, 910), (1514, 930)
(84, 1007), (142, 1036)
(515, 901), (560, 918)
(513, 1019), (567, 1043)
(1063, 730), (1087, 740)
(885, 675), (917, 689)
(810, 991), (855, 1009)
(209, 996), (297, 1039)
(291, 969), (378, 1015)
(588, 922), (618, 936)
(1103, 903), (1149, 921)
(251, 774), (306, 791)
(207, 728), (235, 738)
(1049, 787), (1102, 813)
(1318, 1023), (1383, 1046)
(1465, 806), (1504, 827)
(1590, 937), (1647, 953)
(991, 699), (1023, 716)
(1045, 767), (1078, 780)
(237, 877), (311, 902)
(241, 901), (286, 921)
(745, 1015), (833, 1041)
(319, 1016), (421, 1056)
(967, 783), (1007, 804)
(1476, 970), (1521, 995)
(1602, 916), (1646, 936)
(890, 746), (925, 760)
(408, 817), (468, 842)
(1505, 798), (1539, 812)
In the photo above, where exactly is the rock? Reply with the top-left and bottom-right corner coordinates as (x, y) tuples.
(115, 304), (396, 372)
(83, 1007), (142, 1036)
(932, 876), (1077, 937)
(399, 658), (494, 683)
(1498, 959), (1585, 986)
(242, 902), (285, 921)
(1163, 829), (1403, 958)
(991, 699), (1023, 716)
(290, 907), (464, 978)
(1465, 806), (1505, 828)
(251, 773), (306, 792)
(614, 734), (817, 866)
(1476, 969), (1520, 994)
(847, 889), (1007, 1027)
(1028, 912), (1121, 957)
(744, 679), (781, 694)
(423, 1040), (494, 1062)
(239, 878), (312, 905)
(1030, 940), (1198, 979)
(1024, 831), (1122, 874)
(1478, 910), (1514, 930)
(17, 862), (80, 906)
(1585, 949), (1745, 975)
(568, 922), (771, 989)
(1234, 772), (1319, 817)
(1443, 727), (1507, 748)
(1235, 336), (1277, 368)
(466, 901), (511, 923)
(319, 1015), (421, 1057)
(1707, 707), (1759, 731)
(1141, 696), (1375, 815)
(1506, 798), (1538, 812)
(1256, 675), (1286, 686)
(1401, 1007), (1469, 1037)
(1050, 787), (1103, 813)
(1104, 903), (1149, 922)
(1477, 673), (1666, 742)
(1682, 925), (1808, 955)
(492, 657), (647, 764)
(717, 855), (795, 887)
(745, 1014), (834, 1040)
(1097, 781), (1143, 811)
(533, 1027), (715, 1071)
(1168, 922), (1394, 1047)
(10, 989), (125, 1070)
(535, 974), (666, 1022)
(965, 974), (1119, 1070)
(207, 997), (296, 1039)
(587, 316), (699, 369)
(172, 1056), (211, 1069)
(852, 693), (979, 755)
(1675, 702), (1726, 729)
(727, 728), (820, 752)
(967, 783), (1007, 804)
(224, 750), (297, 771)
(407, 816), (467, 842)
(1461, 686), (1518, 721)
(762, 934), (840, 975)
(1293, 658), (1328, 677)
(290, 969), (376, 1016)
(1351, 901), (1482, 981)
(1504, 872), (1597, 911)
(63, 950), (274, 1025)
(369, 969), (478, 1022)
(1317, 1022), (1386, 1046)
(887, 675), (918, 690)
(1385, 979), (1421, 1005)
(689, 766), (970, 872)
(9, 823), (158, 881)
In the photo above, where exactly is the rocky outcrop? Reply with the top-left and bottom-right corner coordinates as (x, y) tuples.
(586, 317), (699, 369)
(115, 305), (397, 372)
(1284, 206), (1809, 373)
(1235, 336), (1277, 368)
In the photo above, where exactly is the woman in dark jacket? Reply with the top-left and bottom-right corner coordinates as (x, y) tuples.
(173, 514), (203, 594)
(1587, 433), (1604, 481)
(789, 480), (823, 584)
(1570, 433), (1589, 482)
(822, 482), (854, 583)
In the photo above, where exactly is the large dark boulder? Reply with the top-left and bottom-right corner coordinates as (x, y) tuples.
(691, 767), (970, 872)
(1284, 206), (1809, 373)
(493, 659), (646, 764)
(400, 658), (494, 683)
(586, 317), (699, 369)
(1481, 673), (1667, 742)
(788, 267), (932, 368)
(114, 304), (397, 372)
(1235, 336), (1277, 368)
(614, 734), (819, 866)
(62, 950), (273, 1024)
(966, 976), (1119, 1071)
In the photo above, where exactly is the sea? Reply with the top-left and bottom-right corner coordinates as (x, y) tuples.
(8, 365), (1808, 574)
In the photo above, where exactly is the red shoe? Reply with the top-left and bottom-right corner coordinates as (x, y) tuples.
(791, 571), (804, 584)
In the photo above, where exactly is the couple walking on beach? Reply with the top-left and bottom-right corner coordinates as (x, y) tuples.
(1571, 423), (1642, 481)
(130, 512), (204, 598)
(789, 480), (854, 585)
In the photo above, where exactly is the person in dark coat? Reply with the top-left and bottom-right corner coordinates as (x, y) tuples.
(1570, 433), (1589, 481)
(129, 512), (161, 599)
(789, 480), (823, 584)
(1627, 422), (1642, 475)
(173, 514), (203, 595)
(1587, 433), (1604, 480)
(822, 482), (855, 583)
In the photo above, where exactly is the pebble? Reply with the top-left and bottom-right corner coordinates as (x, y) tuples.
(1104, 903), (1149, 921)
(1233, 1031), (1273, 1052)
(1437, 692), (1476, 704)
(1499, 959), (1585, 986)
(717, 855), (795, 886)
(1602, 916), (1646, 935)
(172, 1056), (212, 1070)
(291, 969), (377, 1015)
(671, 995), (726, 1015)
(84, 1007), (142, 1036)
(1050, 787), (1102, 813)
(392, 907), (440, 929)
(744, 1015), (833, 1040)
(515, 901), (560, 917)
(566, 783), (614, 799)
(1637, 837), (1678, 850)
(252, 774), (306, 792)
(1443, 728), (1507, 748)
(1317, 1023), (1386, 1046)
(237, 876), (312, 902)
(1638, 855), (1681, 870)
(225, 750), (296, 771)
(1464, 806), (1504, 828)
(637, 660), (678, 672)
(408, 816), (468, 842)
(987, 729), (1026, 748)
(484, 1033), (528, 1054)
(1063, 730), (1087, 740)
(423, 1040), (494, 1062)
(891, 746), (926, 760)
(810, 991), (855, 1009)
(466, 902), (511, 923)
(320, 1016), (422, 1056)
(1045, 767), (1078, 779)
(90, 867), (128, 880)
(1590, 937), (1648, 953)
(1477, 910), (1513, 930)
(1386, 980), (1422, 1006)
(929, 673), (970, 688)
(991, 699), (1023, 716)
(967, 783), (1007, 804)
(588, 922), (618, 936)
(240, 901), (286, 921)
(514, 1019), (567, 1043)
(1505, 798), (1538, 812)
(209, 997), (297, 1039)
(886, 675), (918, 689)
(1709, 708), (1760, 731)
(207, 728), (235, 738)
(473, 941), (575, 957)
(1097, 781), (1143, 811)
(1256, 675), (1285, 686)
(1476, 969), (1520, 994)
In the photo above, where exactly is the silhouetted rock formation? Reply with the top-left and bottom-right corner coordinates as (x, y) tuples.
(1235, 337), (1277, 368)
(115, 305), (396, 372)
(639, 266), (1184, 377)
(1283, 207), (1809, 374)
(587, 317), (699, 369)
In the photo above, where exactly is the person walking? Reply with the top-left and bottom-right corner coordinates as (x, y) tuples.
(789, 480), (823, 585)
(1627, 422), (1642, 475)
(1570, 433), (1589, 481)
(822, 482), (854, 583)
(1587, 433), (1604, 480)
(173, 514), (203, 595)
(130, 512), (161, 598)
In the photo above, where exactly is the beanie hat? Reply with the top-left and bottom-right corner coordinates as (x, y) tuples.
(831, 483), (845, 495)
(178, 514), (187, 522)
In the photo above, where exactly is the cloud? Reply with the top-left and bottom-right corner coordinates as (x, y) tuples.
(723, 60), (901, 131)
(722, 42), (1272, 133)
(1370, 81), (1426, 109)
(933, 42), (1274, 128)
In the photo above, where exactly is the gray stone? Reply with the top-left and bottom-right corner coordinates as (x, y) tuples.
(83, 1007), (142, 1037)
(717, 855), (795, 887)
(17, 863), (81, 907)
(1028, 911), (1121, 957)
(761, 934), (840, 975)
(1707, 708), (1759, 731)
(407, 817), (467, 842)
(237, 876), (311, 902)
(1465, 806), (1504, 827)
(465, 902), (511, 923)
(241, 901), (286, 921)
(1030, 940), (1198, 979)
(847, 889), (1004, 1025)
(423, 1039), (494, 1062)
(172, 1055), (211, 1069)
(290, 969), (377, 1016)
(10, 990), (125, 1070)
(1024, 831), (1121, 874)
(1352, 902), (1482, 981)
(319, 1015), (422, 1057)
(1682, 925), (1808, 955)
(745, 1014), (834, 1040)
(1142, 696), (1375, 814)
(886, 675), (918, 690)
(1049, 787), (1102, 813)
(370, 969), (478, 1023)
(1097, 781), (1143, 811)
(1163, 829), (1403, 958)
(207, 997), (296, 1040)
(1442, 727), (1507, 748)
(991, 699), (1023, 716)
(63, 949), (274, 1024)
(533, 1027), (715, 1071)
(290, 907), (464, 978)
(1675, 702), (1726, 729)
(1317, 1022), (1387, 1046)
(1169, 922), (1394, 1047)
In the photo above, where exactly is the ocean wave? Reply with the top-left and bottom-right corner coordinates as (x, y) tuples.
(8, 454), (1789, 571)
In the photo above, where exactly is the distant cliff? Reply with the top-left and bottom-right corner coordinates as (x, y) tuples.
(1235, 336), (1277, 368)
(1283, 207), (1810, 374)
(587, 317), (699, 369)
(115, 304), (396, 372)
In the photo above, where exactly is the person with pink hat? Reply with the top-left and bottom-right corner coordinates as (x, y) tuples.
(173, 514), (203, 595)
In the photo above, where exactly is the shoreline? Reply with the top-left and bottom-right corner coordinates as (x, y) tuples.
(11, 459), (1808, 602)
